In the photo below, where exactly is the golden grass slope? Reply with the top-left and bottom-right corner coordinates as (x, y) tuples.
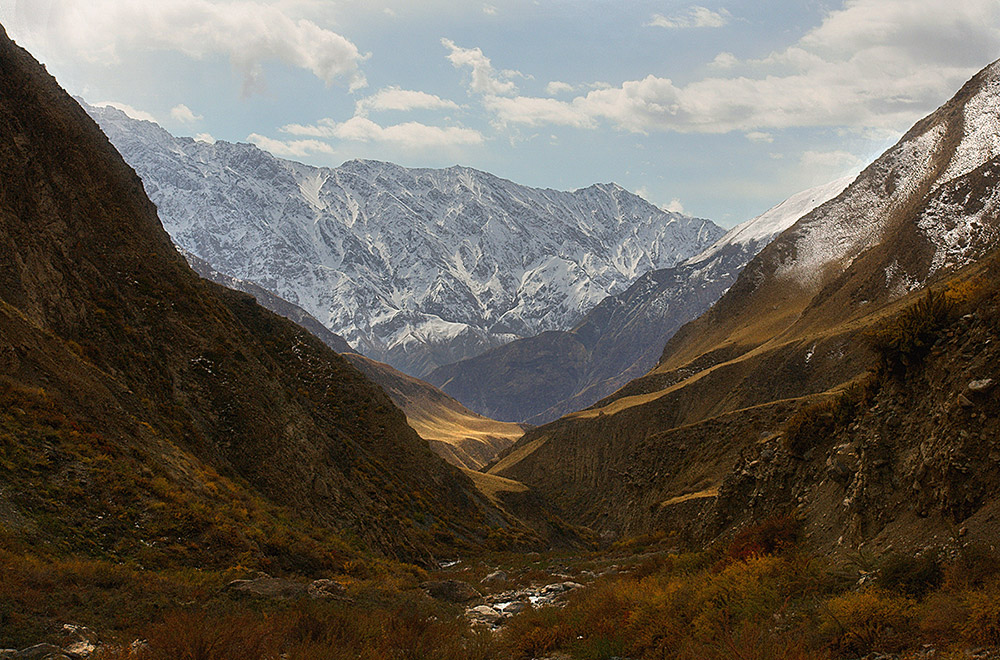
(343, 353), (524, 469)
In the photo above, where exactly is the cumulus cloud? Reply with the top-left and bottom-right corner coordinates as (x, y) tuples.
(95, 101), (158, 123)
(485, 95), (594, 129)
(648, 6), (730, 29)
(170, 104), (202, 123)
(709, 52), (738, 69)
(246, 133), (338, 158)
(355, 87), (461, 116)
(281, 116), (484, 149)
(11, 0), (368, 94)
(194, 132), (216, 144)
(482, 4), (498, 15)
(665, 198), (685, 213)
(468, 0), (1000, 136)
(546, 81), (575, 96)
(442, 38), (519, 96)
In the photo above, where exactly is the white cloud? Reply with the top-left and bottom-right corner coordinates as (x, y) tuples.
(799, 149), (864, 171)
(94, 101), (158, 123)
(194, 132), (216, 144)
(11, 0), (368, 94)
(546, 81), (575, 96)
(709, 52), (738, 69)
(355, 87), (461, 116)
(648, 6), (730, 29)
(482, 4), (498, 16)
(470, 0), (1000, 136)
(442, 38), (518, 96)
(745, 131), (773, 143)
(485, 95), (594, 129)
(170, 104), (202, 123)
(247, 133), (338, 158)
(665, 198), (685, 213)
(281, 116), (484, 149)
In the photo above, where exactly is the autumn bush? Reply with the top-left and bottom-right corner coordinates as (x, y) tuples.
(820, 588), (915, 656)
(871, 288), (956, 377)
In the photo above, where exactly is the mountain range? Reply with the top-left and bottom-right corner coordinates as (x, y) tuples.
(428, 176), (853, 424)
(82, 101), (724, 377)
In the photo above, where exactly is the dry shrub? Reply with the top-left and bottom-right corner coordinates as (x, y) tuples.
(681, 621), (829, 660)
(783, 378), (873, 457)
(725, 515), (800, 562)
(138, 611), (282, 660)
(916, 591), (968, 645)
(499, 605), (575, 660)
(821, 588), (915, 656)
(942, 543), (1000, 591)
(871, 289), (955, 378)
(961, 581), (1000, 646)
(877, 553), (942, 598)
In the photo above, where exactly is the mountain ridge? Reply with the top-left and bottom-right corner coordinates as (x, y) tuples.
(81, 102), (724, 377)
(488, 58), (1000, 549)
(427, 177), (852, 424)
(0, 24), (534, 566)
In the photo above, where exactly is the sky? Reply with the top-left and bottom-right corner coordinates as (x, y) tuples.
(2, 0), (999, 227)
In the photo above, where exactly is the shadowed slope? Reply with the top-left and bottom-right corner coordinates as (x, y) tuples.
(0, 24), (529, 564)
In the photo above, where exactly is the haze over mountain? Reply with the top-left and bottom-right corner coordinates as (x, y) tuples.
(429, 177), (853, 424)
(82, 101), (723, 377)
(490, 59), (1000, 552)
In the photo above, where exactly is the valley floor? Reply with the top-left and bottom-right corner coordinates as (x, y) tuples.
(5, 521), (1000, 660)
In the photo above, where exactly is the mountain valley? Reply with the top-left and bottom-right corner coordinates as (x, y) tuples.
(4, 16), (1000, 660)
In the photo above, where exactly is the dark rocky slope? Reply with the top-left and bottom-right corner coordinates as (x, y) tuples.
(490, 60), (1000, 553)
(0, 24), (528, 566)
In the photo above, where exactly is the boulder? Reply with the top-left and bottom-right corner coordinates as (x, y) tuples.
(468, 605), (502, 625)
(14, 644), (69, 660)
(480, 570), (508, 584)
(226, 576), (308, 600)
(419, 579), (482, 603)
(969, 378), (994, 394)
(307, 578), (348, 600)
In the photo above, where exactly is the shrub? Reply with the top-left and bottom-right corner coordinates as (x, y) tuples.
(871, 289), (955, 378)
(942, 543), (1000, 591)
(783, 377), (874, 456)
(961, 582), (1000, 646)
(877, 553), (942, 598)
(821, 588), (915, 656)
(725, 515), (800, 562)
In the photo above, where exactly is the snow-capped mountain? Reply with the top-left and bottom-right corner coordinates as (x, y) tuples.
(82, 101), (723, 376)
(488, 59), (1000, 545)
(428, 177), (851, 424)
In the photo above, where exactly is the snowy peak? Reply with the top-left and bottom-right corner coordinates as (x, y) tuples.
(687, 176), (855, 266)
(83, 101), (723, 376)
(774, 59), (1000, 287)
